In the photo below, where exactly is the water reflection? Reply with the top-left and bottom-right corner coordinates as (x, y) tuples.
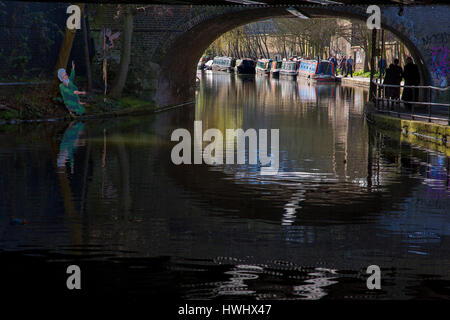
(57, 121), (85, 173)
(0, 71), (449, 299)
(293, 268), (338, 300)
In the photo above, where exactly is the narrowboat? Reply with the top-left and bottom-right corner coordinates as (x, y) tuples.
(269, 61), (282, 78)
(279, 60), (299, 78)
(204, 60), (213, 70)
(298, 59), (338, 82)
(256, 59), (272, 76)
(212, 56), (236, 72)
(235, 58), (256, 74)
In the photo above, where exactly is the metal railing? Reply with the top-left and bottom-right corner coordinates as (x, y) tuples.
(372, 80), (450, 125)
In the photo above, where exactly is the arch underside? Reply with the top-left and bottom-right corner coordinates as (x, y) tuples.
(155, 6), (431, 107)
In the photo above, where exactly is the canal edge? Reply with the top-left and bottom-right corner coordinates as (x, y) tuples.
(365, 106), (450, 156)
(0, 101), (195, 126)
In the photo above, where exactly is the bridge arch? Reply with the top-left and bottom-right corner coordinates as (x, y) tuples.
(151, 5), (448, 107)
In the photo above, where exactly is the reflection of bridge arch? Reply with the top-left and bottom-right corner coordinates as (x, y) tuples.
(159, 105), (421, 227)
(163, 146), (420, 227)
(153, 4), (449, 106)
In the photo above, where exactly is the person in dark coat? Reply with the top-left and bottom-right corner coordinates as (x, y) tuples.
(402, 57), (420, 110)
(378, 58), (387, 77)
(345, 56), (354, 77)
(383, 64), (396, 99)
(391, 58), (403, 100)
(340, 56), (347, 76)
(329, 56), (337, 75)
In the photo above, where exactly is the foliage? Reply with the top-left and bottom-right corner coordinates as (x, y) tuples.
(0, 86), (66, 119)
(0, 2), (65, 79)
(119, 96), (155, 109)
(0, 109), (19, 120)
(205, 17), (404, 70)
(353, 70), (380, 78)
(125, 46), (160, 98)
(206, 18), (340, 60)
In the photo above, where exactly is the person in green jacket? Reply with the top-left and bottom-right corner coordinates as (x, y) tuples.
(58, 61), (86, 116)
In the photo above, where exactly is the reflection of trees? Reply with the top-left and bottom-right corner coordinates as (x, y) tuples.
(197, 72), (244, 134)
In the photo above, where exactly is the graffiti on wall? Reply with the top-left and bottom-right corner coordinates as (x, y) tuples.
(431, 46), (449, 87)
(422, 33), (449, 47)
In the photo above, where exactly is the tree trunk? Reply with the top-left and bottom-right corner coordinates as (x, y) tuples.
(110, 5), (133, 99)
(365, 34), (371, 72)
(364, 50), (369, 73)
(399, 42), (406, 66)
(51, 3), (85, 95)
(82, 7), (92, 92)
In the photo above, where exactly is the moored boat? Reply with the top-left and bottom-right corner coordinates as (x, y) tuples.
(235, 58), (256, 74)
(256, 59), (272, 76)
(212, 56), (236, 72)
(269, 61), (282, 78)
(204, 60), (213, 70)
(298, 59), (338, 82)
(279, 60), (299, 78)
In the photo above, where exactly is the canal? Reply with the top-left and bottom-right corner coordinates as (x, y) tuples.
(1, 71), (449, 299)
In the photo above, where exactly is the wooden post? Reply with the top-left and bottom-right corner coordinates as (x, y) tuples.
(428, 88), (431, 122)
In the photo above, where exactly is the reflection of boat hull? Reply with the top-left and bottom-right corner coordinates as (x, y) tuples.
(235, 59), (256, 75)
(256, 68), (270, 76)
(298, 59), (339, 82)
(280, 71), (297, 79)
(212, 57), (236, 73)
(212, 65), (233, 72)
(269, 61), (282, 78)
(236, 68), (255, 75)
(256, 59), (271, 76)
(280, 61), (299, 79)
(311, 74), (340, 83)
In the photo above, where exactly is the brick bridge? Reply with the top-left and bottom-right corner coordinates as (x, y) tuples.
(98, 4), (450, 106)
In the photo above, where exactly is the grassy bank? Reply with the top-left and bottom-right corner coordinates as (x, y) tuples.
(0, 87), (156, 122)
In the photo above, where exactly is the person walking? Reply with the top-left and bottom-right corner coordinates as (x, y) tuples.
(402, 57), (420, 110)
(340, 56), (347, 76)
(391, 58), (403, 100)
(329, 56), (337, 76)
(383, 64), (396, 99)
(378, 57), (387, 77)
(345, 56), (353, 77)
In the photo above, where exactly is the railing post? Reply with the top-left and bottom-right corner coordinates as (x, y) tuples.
(448, 103), (450, 126)
(375, 83), (378, 109)
(428, 87), (432, 122)
(369, 28), (377, 103)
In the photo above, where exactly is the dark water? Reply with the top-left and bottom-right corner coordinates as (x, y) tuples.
(1, 71), (449, 300)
